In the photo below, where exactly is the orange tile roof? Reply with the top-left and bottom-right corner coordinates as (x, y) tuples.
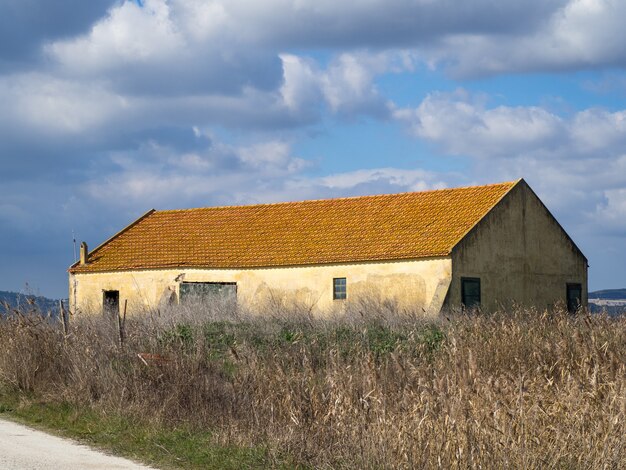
(69, 180), (519, 273)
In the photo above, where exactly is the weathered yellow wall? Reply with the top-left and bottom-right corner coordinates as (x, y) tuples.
(69, 257), (452, 316)
(447, 181), (588, 312)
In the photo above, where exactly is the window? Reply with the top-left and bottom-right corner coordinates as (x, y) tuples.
(103, 290), (119, 317)
(333, 277), (347, 300)
(179, 282), (237, 304)
(566, 283), (582, 314)
(461, 277), (481, 310)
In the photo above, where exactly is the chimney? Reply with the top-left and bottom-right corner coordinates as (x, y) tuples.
(80, 242), (88, 265)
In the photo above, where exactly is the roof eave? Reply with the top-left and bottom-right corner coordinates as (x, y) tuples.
(68, 253), (454, 274)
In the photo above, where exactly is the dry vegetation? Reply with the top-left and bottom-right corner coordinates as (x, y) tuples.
(0, 301), (624, 469)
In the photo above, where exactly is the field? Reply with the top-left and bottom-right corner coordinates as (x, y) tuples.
(0, 302), (624, 469)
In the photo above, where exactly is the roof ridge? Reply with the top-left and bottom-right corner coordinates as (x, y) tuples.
(155, 180), (519, 213)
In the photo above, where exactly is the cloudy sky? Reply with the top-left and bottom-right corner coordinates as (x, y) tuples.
(1, 0), (625, 297)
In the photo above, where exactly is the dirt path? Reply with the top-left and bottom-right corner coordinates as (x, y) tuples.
(0, 418), (156, 469)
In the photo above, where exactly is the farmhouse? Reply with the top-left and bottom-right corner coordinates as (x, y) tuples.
(69, 179), (587, 316)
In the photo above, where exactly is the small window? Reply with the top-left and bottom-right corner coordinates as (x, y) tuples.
(333, 277), (347, 300)
(103, 290), (120, 317)
(566, 283), (582, 313)
(461, 277), (481, 310)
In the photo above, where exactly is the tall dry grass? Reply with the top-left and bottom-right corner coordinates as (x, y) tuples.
(0, 302), (624, 468)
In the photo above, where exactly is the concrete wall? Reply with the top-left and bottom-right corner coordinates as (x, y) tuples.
(69, 257), (452, 317)
(446, 181), (588, 312)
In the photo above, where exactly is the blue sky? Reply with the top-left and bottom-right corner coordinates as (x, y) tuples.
(1, 0), (626, 297)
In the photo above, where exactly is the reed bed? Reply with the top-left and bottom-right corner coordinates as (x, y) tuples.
(0, 302), (624, 469)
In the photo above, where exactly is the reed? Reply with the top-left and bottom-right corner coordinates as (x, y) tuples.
(0, 302), (623, 469)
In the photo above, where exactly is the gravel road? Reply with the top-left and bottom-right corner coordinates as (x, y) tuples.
(0, 418), (156, 469)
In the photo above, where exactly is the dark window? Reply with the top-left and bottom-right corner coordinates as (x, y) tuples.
(333, 277), (347, 300)
(566, 283), (582, 313)
(461, 277), (481, 310)
(179, 282), (237, 304)
(103, 290), (119, 317)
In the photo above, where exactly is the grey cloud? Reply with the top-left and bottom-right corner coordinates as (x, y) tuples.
(4, 0), (624, 85)
(194, 0), (566, 49)
(427, 0), (626, 77)
(50, 41), (284, 98)
(111, 53), (283, 97)
(0, 70), (317, 183)
(0, 0), (115, 70)
(42, 0), (584, 93)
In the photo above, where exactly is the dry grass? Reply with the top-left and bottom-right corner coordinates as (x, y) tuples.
(0, 302), (624, 469)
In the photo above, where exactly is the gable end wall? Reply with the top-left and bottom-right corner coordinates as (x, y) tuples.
(447, 181), (587, 312)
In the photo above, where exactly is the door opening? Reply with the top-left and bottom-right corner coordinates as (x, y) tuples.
(103, 290), (120, 317)
(566, 283), (582, 313)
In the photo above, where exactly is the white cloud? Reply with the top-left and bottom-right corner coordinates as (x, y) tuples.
(280, 51), (402, 117)
(237, 141), (309, 172)
(44, 0), (626, 81)
(0, 74), (128, 135)
(595, 188), (626, 235)
(393, 89), (626, 161)
(319, 168), (445, 192)
(80, 132), (446, 215)
(48, 0), (184, 73)
(34, 0), (626, 137)
(570, 108), (626, 154)
(279, 54), (322, 113)
(320, 53), (387, 114)
(83, 137), (309, 207)
(18, 48), (395, 138)
(394, 89), (626, 236)
(170, 0), (229, 41)
(392, 89), (566, 158)
(429, 0), (626, 76)
(0, 71), (306, 146)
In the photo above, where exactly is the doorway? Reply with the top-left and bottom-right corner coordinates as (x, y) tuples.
(103, 290), (120, 317)
(566, 283), (582, 313)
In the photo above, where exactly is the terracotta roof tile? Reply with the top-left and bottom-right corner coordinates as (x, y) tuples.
(69, 180), (518, 273)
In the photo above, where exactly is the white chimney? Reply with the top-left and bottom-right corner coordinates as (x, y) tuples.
(80, 241), (88, 265)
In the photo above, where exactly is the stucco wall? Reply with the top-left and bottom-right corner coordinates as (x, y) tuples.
(69, 257), (452, 317)
(447, 181), (588, 312)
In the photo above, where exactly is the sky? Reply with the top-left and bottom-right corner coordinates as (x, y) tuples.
(1, 0), (626, 298)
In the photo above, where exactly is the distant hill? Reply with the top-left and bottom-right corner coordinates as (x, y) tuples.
(588, 288), (626, 316)
(589, 288), (626, 300)
(0, 290), (62, 316)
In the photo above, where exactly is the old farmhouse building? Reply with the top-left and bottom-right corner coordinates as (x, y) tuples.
(69, 179), (587, 316)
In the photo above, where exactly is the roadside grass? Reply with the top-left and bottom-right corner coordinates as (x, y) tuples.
(0, 390), (281, 470)
(0, 303), (624, 468)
